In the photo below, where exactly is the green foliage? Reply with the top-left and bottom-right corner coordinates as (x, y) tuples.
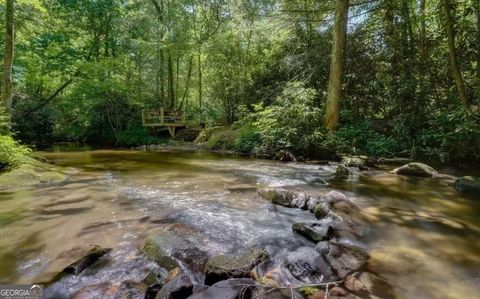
(3, 0), (479, 164)
(0, 108), (10, 135)
(416, 110), (480, 162)
(252, 81), (322, 154)
(0, 135), (31, 169)
(234, 124), (262, 153)
(335, 112), (398, 157)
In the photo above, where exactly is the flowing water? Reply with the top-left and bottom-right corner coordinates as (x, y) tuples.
(0, 149), (479, 298)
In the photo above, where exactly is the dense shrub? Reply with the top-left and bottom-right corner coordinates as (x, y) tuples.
(234, 125), (262, 153)
(0, 135), (31, 169)
(416, 109), (480, 162)
(251, 82), (323, 154)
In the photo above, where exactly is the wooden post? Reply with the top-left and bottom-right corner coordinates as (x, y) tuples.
(160, 107), (165, 124)
(167, 126), (175, 138)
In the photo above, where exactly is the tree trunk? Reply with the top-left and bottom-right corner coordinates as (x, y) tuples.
(418, 0), (427, 113)
(176, 56), (180, 105)
(167, 50), (175, 110)
(180, 55), (193, 110)
(324, 0), (349, 130)
(442, 0), (469, 110)
(384, 0), (399, 111)
(2, 0), (14, 114)
(476, 0), (480, 81)
(198, 47), (202, 109)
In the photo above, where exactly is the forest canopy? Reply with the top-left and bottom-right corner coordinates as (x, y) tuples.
(1, 0), (479, 163)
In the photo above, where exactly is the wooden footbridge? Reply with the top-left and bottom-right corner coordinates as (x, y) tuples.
(141, 108), (186, 137)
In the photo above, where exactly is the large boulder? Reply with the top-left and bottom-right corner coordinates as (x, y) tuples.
(155, 274), (193, 299)
(140, 229), (208, 272)
(292, 223), (334, 243)
(204, 248), (268, 285)
(391, 162), (437, 177)
(454, 176), (480, 196)
(189, 278), (256, 299)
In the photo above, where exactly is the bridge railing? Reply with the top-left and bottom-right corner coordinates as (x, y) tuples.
(141, 108), (186, 127)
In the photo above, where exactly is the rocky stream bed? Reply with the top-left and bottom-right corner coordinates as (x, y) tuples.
(1, 150), (479, 299)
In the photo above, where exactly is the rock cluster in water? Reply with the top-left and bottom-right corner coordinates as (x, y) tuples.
(45, 186), (395, 299)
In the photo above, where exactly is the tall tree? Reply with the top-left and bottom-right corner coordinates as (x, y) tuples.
(324, 0), (349, 130)
(442, 0), (469, 110)
(2, 0), (14, 114)
(476, 0), (480, 81)
(418, 0), (428, 114)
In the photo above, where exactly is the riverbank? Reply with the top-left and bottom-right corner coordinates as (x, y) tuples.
(0, 155), (68, 190)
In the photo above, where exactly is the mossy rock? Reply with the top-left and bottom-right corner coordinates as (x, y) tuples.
(204, 248), (268, 285)
(313, 203), (330, 219)
(140, 235), (180, 271)
(341, 156), (376, 168)
(332, 164), (352, 179)
(140, 229), (209, 273)
(454, 176), (480, 196)
(0, 158), (67, 190)
(258, 189), (294, 207)
(292, 222), (334, 243)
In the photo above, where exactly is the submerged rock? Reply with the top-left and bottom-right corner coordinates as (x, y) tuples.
(391, 162), (437, 177)
(141, 237), (179, 271)
(344, 271), (395, 299)
(204, 248), (268, 285)
(189, 278), (256, 299)
(332, 164), (352, 179)
(292, 223), (334, 243)
(140, 229), (208, 272)
(71, 282), (118, 299)
(324, 242), (369, 279)
(454, 176), (480, 196)
(253, 287), (304, 299)
(155, 274), (193, 299)
(63, 247), (112, 275)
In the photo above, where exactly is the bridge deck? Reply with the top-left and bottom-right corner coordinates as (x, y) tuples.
(142, 108), (186, 137)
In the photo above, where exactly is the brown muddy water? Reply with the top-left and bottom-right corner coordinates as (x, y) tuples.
(0, 149), (479, 299)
